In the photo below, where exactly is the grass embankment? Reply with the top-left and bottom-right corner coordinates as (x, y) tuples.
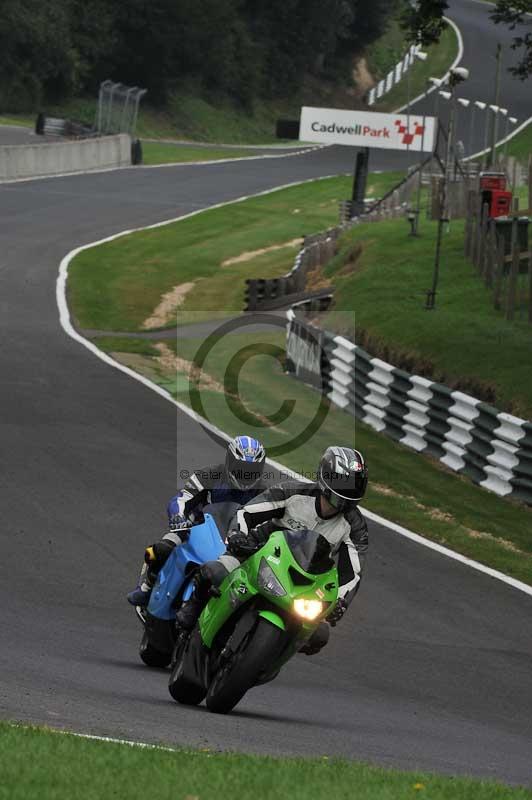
(68, 172), (402, 331)
(365, 15), (408, 81)
(141, 142), (276, 166)
(2, 724), (530, 800)
(375, 23), (459, 112)
(498, 119), (532, 163)
(322, 217), (532, 419)
(0, 114), (33, 127)
(68, 174), (532, 585)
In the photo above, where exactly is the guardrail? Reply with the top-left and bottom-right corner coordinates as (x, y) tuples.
(286, 306), (532, 505)
(35, 113), (95, 139)
(244, 229), (340, 311)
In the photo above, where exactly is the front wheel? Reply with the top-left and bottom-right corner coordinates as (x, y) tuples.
(206, 618), (284, 714)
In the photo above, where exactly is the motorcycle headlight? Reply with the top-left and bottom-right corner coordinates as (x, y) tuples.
(257, 558), (286, 597)
(293, 598), (324, 621)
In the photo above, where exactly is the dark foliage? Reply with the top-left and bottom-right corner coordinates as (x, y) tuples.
(490, 0), (532, 80)
(0, 0), (392, 109)
(400, 0), (449, 46)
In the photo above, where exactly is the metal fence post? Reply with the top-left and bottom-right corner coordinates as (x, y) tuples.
(506, 199), (520, 320)
(529, 248), (532, 324)
(494, 236), (505, 310)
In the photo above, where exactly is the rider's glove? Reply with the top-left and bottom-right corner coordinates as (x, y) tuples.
(328, 598), (348, 627)
(168, 513), (192, 543)
(227, 522), (271, 558)
(144, 540), (175, 569)
(169, 512), (187, 530)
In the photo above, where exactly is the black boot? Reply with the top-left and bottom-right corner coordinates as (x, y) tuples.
(175, 561), (227, 630)
(175, 595), (205, 630)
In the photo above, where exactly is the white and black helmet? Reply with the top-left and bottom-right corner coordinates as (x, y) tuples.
(317, 446), (368, 512)
(225, 435), (266, 491)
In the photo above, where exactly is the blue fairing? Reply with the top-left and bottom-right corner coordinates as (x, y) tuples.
(147, 513), (226, 621)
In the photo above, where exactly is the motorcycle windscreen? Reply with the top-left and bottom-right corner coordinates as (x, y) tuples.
(283, 529), (334, 575)
(147, 513), (226, 620)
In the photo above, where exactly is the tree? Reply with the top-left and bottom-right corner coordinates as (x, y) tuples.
(490, 0), (532, 80)
(400, 0), (449, 46)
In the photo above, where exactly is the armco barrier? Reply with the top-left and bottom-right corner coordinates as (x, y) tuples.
(245, 229), (340, 311)
(0, 134), (131, 181)
(286, 304), (532, 505)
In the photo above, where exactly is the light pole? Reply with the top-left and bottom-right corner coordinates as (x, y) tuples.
(456, 98), (470, 175)
(504, 116), (518, 162)
(438, 91), (451, 177)
(429, 77), (443, 120)
(427, 66), (469, 310)
(406, 50), (428, 152)
(467, 100), (477, 157)
(488, 105), (500, 168)
(411, 78), (443, 236)
(497, 107), (508, 165)
(412, 75), (442, 235)
(487, 43), (503, 168)
(473, 101), (487, 161)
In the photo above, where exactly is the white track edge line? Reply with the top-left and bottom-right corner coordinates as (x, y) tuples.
(8, 722), (178, 753)
(468, 115), (532, 161)
(57, 178), (532, 600)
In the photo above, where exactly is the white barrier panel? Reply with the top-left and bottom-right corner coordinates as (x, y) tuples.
(0, 134), (131, 181)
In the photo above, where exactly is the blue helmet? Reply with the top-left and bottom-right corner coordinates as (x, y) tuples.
(226, 435), (266, 490)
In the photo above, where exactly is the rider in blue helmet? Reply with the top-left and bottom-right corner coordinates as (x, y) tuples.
(127, 435), (266, 606)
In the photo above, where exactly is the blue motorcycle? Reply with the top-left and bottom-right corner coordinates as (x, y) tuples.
(136, 502), (238, 668)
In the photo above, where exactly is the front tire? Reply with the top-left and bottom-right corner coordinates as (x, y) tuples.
(139, 631), (172, 668)
(206, 619), (284, 714)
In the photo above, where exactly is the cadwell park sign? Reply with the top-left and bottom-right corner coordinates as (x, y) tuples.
(300, 106), (436, 153)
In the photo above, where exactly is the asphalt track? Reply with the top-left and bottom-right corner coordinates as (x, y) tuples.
(1, 0), (532, 787)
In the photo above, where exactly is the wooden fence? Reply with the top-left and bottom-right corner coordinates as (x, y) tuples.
(465, 195), (532, 323)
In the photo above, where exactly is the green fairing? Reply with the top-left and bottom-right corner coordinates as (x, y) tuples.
(199, 530), (338, 650)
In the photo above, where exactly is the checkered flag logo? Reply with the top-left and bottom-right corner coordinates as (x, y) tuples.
(394, 119), (425, 145)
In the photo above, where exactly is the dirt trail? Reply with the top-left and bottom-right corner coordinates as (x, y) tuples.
(142, 282), (195, 329)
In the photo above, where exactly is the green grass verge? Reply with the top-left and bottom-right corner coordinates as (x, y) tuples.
(95, 331), (532, 586)
(497, 119), (532, 164)
(68, 172), (403, 332)
(141, 141), (266, 165)
(3, 723), (531, 800)
(322, 217), (532, 418)
(0, 114), (34, 128)
(375, 24), (458, 112)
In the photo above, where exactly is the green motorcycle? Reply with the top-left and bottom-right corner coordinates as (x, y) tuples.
(168, 527), (339, 714)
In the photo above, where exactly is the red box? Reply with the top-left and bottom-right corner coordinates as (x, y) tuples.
(489, 190), (512, 218)
(480, 172), (507, 192)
